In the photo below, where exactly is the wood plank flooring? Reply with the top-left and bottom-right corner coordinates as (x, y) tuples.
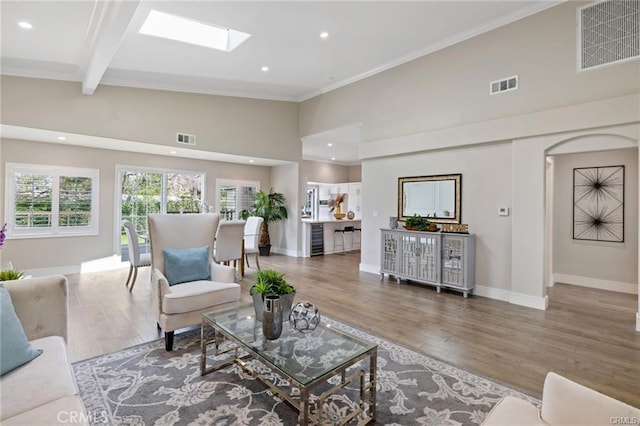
(66, 251), (640, 406)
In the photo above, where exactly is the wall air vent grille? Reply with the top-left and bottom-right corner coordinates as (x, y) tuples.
(489, 75), (518, 95)
(579, 0), (639, 71)
(176, 133), (196, 145)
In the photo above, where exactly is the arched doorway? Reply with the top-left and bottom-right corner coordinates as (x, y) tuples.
(545, 134), (638, 330)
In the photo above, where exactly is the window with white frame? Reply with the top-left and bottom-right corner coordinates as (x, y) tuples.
(116, 166), (205, 259)
(5, 163), (99, 237)
(216, 179), (259, 220)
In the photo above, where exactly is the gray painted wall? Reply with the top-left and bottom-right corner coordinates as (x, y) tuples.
(1, 76), (301, 162)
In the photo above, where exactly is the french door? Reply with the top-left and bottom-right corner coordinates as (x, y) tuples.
(117, 167), (204, 260)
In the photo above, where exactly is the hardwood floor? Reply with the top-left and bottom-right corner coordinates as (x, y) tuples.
(66, 251), (640, 406)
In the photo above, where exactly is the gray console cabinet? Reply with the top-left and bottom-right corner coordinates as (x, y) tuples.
(380, 228), (475, 297)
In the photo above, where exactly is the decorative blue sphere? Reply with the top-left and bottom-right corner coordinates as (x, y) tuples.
(288, 301), (321, 333)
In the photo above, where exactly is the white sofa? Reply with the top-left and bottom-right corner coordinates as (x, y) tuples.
(1, 275), (88, 425)
(482, 372), (640, 426)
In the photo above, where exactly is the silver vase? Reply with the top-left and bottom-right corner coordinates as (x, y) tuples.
(262, 295), (283, 340)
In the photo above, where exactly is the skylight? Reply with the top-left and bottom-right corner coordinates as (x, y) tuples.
(139, 10), (250, 52)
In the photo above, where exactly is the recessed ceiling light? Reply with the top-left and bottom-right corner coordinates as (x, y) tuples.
(18, 21), (33, 29)
(320, 31), (329, 39)
(331, 157), (336, 161)
(139, 10), (250, 52)
(327, 143), (333, 147)
(261, 66), (269, 72)
(56, 136), (66, 141)
(249, 159), (255, 163)
(170, 150), (177, 154)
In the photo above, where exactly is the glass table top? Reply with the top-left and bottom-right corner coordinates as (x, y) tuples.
(203, 303), (377, 386)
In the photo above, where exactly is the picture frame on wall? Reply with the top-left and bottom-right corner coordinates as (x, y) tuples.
(573, 165), (624, 243)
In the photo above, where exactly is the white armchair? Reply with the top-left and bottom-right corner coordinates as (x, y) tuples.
(482, 372), (640, 426)
(148, 213), (241, 351)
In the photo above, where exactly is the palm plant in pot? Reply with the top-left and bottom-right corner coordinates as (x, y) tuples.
(253, 189), (288, 256)
(250, 268), (296, 321)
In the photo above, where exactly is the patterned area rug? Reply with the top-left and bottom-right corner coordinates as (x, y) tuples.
(73, 317), (539, 425)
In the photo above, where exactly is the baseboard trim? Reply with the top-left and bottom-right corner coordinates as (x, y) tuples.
(475, 287), (548, 310)
(510, 292), (549, 310)
(269, 247), (297, 257)
(359, 263), (380, 275)
(473, 285), (510, 302)
(553, 273), (638, 295)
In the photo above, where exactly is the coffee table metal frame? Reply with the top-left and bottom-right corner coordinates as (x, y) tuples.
(200, 304), (377, 425)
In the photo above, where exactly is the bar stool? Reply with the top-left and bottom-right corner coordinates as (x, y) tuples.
(353, 226), (361, 251)
(334, 226), (355, 254)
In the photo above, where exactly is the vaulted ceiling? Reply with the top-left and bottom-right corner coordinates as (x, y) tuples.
(1, 0), (561, 164)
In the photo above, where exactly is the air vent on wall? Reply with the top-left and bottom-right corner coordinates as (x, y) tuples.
(176, 132), (196, 145)
(490, 75), (518, 95)
(579, 0), (639, 71)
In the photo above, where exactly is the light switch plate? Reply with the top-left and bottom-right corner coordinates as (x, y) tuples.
(498, 207), (509, 216)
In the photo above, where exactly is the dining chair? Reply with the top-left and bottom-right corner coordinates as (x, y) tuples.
(148, 213), (240, 351)
(122, 220), (151, 292)
(243, 216), (264, 269)
(214, 220), (246, 278)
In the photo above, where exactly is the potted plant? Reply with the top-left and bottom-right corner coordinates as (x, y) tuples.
(0, 224), (24, 281)
(0, 269), (25, 281)
(250, 268), (296, 321)
(403, 214), (439, 231)
(252, 189), (288, 256)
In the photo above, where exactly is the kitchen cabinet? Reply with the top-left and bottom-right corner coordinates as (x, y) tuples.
(347, 183), (361, 219)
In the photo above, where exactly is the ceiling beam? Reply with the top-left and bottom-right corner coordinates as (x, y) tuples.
(81, 0), (140, 95)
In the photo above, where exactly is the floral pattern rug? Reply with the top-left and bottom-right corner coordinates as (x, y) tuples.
(73, 317), (539, 425)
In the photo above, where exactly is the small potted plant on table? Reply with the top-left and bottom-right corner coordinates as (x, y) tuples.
(250, 268), (296, 321)
(403, 214), (439, 232)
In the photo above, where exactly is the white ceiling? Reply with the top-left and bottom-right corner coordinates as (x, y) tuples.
(1, 0), (561, 165)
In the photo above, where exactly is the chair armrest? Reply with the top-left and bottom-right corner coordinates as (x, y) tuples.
(481, 396), (544, 426)
(2, 275), (68, 342)
(210, 262), (236, 283)
(541, 372), (640, 425)
(152, 268), (170, 296)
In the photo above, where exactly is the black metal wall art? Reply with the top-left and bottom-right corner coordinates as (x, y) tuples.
(573, 165), (624, 242)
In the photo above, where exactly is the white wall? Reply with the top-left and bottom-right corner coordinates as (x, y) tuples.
(552, 147), (638, 293)
(360, 142), (513, 296)
(270, 163), (300, 257)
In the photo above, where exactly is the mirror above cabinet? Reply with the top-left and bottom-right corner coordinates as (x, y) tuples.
(398, 174), (462, 224)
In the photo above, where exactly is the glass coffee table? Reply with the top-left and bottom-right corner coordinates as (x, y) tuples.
(201, 303), (377, 425)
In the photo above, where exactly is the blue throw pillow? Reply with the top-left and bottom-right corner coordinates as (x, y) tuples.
(0, 284), (43, 376)
(163, 245), (211, 286)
